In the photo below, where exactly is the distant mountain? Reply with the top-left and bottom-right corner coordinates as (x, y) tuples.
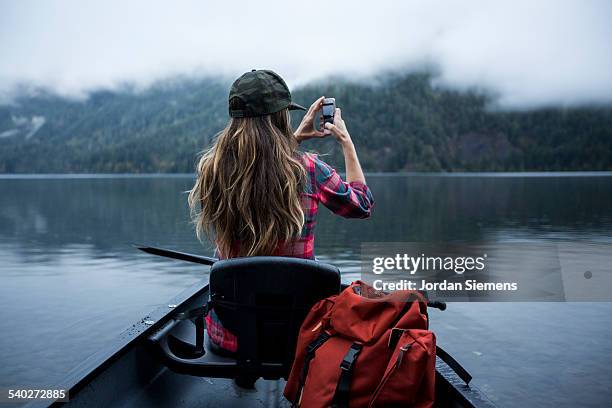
(1, 73), (611, 173)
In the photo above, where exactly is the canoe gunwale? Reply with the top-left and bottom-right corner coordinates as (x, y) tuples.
(26, 278), (211, 408)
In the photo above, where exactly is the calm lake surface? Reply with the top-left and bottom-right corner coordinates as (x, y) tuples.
(1, 173), (611, 407)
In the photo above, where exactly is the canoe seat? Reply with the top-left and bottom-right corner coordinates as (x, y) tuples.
(148, 256), (341, 380)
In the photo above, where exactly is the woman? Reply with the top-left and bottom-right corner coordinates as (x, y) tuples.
(188, 69), (374, 353)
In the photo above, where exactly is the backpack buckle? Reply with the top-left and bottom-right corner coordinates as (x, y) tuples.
(307, 332), (330, 355)
(339, 343), (362, 371)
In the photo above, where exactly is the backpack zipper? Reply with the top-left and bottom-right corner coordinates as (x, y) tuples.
(396, 343), (412, 367)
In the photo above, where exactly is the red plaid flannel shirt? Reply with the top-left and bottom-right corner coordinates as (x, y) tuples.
(206, 152), (374, 352)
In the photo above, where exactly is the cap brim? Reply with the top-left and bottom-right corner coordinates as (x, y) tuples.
(288, 102), (307, 111)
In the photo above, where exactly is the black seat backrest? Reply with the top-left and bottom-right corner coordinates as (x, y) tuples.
(209, 256), (340, 374)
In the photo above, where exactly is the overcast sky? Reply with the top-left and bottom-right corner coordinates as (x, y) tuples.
(1, 0), (611, 108)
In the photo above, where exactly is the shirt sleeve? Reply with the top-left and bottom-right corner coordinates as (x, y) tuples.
(312, 155), (374, 219)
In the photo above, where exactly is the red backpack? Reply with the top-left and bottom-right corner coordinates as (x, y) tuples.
(284, 281), (436, 408)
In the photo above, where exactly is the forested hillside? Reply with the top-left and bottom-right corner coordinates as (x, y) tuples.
(1, 73), (611, 173)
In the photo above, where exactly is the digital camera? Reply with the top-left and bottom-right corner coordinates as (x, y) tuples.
(322, 98), (336, 126)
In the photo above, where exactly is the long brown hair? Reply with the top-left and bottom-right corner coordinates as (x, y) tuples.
(188, 108), (305, 258)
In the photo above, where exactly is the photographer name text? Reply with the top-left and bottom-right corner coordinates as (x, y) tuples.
(373, 279), (518, 291)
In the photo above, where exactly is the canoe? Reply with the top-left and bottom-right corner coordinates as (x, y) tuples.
(26, 248), (496, 408)
(25, 280), (495, 408)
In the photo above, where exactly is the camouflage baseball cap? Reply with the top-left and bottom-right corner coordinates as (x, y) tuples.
(228, 69), (306, 118)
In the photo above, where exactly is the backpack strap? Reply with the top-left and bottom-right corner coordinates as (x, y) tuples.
(389, 292), (423, 328)
(331, 342), (363, 408)
(293, 331), (331, 406)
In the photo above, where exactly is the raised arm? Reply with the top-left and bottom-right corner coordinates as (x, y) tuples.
(324, 108), (366, 184)
(295, 100), (374, 218)
(313, 154), (374, 219)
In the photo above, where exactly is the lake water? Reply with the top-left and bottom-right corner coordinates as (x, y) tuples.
(0, 173), (611, 407)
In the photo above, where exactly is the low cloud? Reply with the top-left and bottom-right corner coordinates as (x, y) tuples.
(1, 0), (611, 108)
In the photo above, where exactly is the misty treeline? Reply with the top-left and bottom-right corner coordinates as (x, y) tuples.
(0, 73), (611, 173)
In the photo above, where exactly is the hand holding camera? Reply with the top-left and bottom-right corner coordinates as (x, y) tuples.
(295, 96), (353, 149)
(323, 107), (352, 148)
(294, 96), (326, 142)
